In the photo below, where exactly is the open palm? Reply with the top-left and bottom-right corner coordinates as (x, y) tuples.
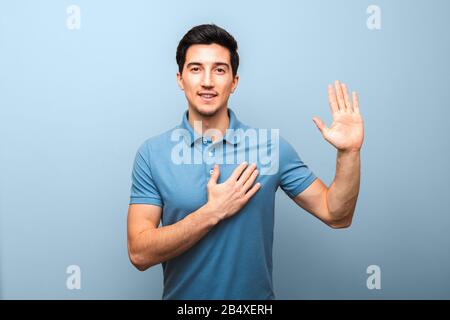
(313, 81), (364, 152)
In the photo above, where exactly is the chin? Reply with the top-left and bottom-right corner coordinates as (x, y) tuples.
(192, 104), (223, 117)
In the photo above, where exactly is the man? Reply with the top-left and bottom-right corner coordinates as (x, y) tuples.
(127, 24), (364, 300)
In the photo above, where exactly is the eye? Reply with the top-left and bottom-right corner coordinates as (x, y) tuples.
(216, 68), (225, 74)
(190, 67), (200, 72)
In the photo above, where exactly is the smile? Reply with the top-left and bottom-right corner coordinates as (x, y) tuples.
(198, 92), (218, 102)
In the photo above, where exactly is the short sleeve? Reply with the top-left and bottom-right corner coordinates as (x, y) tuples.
(129, 142), (163, 207)
(279, 137), (317, 198)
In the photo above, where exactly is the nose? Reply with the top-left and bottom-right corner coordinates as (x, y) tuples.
(201, 70), (214, 88)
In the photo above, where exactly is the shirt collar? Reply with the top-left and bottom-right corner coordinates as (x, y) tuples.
(180, 108), (243, 147)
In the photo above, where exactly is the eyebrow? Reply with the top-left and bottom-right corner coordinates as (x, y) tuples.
(186, 62), (230, 69)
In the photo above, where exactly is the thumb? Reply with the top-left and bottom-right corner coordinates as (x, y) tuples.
(208, 164), (220, 185)
(312, 117), (328, 135)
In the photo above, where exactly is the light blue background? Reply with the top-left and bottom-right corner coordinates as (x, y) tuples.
(1, 0), (449, 299)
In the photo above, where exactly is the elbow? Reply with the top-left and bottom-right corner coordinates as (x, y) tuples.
(129, 252), (148, 271)
(329, 220), (352, 229)
(328, 212), (353, 229)
(128, 249), (155, 272)
(132, 261), (150, 272)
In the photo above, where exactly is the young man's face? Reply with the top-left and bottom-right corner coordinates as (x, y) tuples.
(177, 43), (239, 117)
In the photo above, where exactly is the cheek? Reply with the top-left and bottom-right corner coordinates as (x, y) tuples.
(217, 80), (234, 94)
(183, 77), (200, 92)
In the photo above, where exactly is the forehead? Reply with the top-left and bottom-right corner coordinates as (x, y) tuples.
(185, 43), (231, 65)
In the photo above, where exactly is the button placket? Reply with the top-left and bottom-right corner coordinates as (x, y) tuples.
(208, 141), (217, 177)
(201, 138), (215, 179)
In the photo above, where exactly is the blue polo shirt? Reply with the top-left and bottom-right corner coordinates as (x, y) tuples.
(129, 108), (317, 300)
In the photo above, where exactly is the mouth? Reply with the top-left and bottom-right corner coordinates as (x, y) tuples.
(198, 92), (218, 103)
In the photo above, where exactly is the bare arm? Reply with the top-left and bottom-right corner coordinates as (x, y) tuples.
(326, 150), (360, 225)
(293, 151), (360, 228)
(127, 204), (218, 271)
(293, 80), (364, 228)
(127, 162), (261, 271)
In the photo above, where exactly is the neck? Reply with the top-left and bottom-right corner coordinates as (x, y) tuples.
(187, 106), (230, 142)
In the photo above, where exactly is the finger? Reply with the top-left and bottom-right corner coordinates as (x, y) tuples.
(243, 182), (261, 201)
(341, 83), (353, 112)
(207, 164), (220, 186)
(229, 161), (248, 181)
(334, 80), (346, 111)
(242, 168), (259, 192)
(237, 163), (257, 185)
(328, 85), (339, 113)
(312, 117), (328, 135)
(352, 91), (360, 113)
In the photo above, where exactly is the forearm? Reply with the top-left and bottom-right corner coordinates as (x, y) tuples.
(327, 150), (361, 223)
(131, 205), (219, 270)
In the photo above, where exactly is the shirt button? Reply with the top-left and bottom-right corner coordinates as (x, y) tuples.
(208, 150), (214, 157)
(209, 169), (214, 175)
(202, 138), (208, 145)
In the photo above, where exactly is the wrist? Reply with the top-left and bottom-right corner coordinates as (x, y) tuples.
(337, 149), (361, 159)
(201, 203), (223, 226)
(338, 148), (361, 155)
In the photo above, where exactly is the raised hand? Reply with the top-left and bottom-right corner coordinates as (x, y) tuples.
(312, 80), (364, 152)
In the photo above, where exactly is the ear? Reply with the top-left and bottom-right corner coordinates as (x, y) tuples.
(231, 74), (239, 94)
(176, 72), (184, 91)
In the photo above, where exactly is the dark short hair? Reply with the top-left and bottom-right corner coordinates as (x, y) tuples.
(176, 24), (239, 77)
